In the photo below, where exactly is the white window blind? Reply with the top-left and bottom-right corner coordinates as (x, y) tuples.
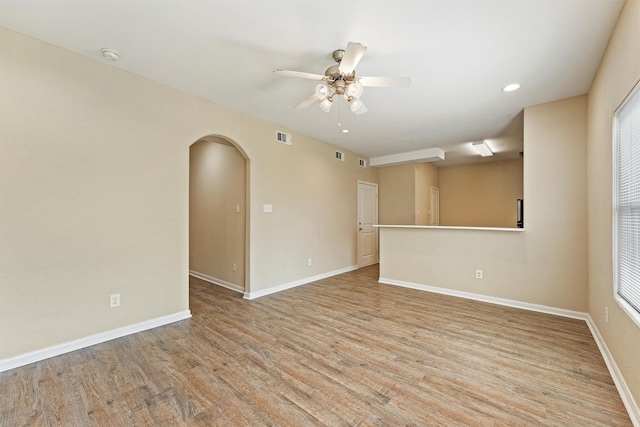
(614, 80), (640, 322)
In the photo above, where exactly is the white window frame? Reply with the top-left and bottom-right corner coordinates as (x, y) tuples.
(613, 79), (640, 328)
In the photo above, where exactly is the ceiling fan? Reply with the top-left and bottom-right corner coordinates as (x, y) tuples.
(274, 42), (411, 115)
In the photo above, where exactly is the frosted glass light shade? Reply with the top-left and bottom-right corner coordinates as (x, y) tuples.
(346, 81), (363, 98)
(319, 97), (332, 112)
(349, 97), (363, 112)
(315, 83), (330, 100)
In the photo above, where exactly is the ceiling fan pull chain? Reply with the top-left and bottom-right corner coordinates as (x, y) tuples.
(338, 94), (342, 127)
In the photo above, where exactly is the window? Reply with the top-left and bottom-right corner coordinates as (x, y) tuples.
(613, 80), (640, 326)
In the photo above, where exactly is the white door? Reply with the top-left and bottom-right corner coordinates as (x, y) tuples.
(357, 181), (378, 267)
(429, 187), (440, 226)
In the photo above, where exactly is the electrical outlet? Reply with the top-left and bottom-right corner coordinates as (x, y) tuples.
(307, 258), (312, 266)
(233, 263), (237, 272)
(109, 294), (120, 308)
(475, 269), (483, 279)
(605, 306), (609, 323)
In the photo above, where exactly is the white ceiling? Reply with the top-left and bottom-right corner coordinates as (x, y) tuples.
(0, 0), (625, 166)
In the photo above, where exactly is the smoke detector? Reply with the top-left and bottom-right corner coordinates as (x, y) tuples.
(100, 48), (120, 61)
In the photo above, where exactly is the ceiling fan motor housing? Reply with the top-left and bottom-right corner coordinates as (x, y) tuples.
(332, 49), (345, 63)
(325, 49), (356, 82)
(325, 64), (341, 79)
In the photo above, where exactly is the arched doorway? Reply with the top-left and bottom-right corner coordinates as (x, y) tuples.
(189, 135), (248, 293)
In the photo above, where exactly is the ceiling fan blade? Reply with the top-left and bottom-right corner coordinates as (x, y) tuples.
(295, 94), (319, 109)
(338, 42), (367, 75)
(273, 69), (325, 80)
(359, 76), (411, 88)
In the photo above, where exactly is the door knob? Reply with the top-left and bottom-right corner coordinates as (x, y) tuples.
(359, 228), (363, 231)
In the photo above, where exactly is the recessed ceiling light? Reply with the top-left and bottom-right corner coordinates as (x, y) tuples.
(100, 48), (120, 61)
(502, 83), (521, 92)
(341, 129), (349, 134)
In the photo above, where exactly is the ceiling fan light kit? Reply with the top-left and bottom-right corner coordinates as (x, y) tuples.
(311, 72), (364, 113)
(274, 42), (410, 115)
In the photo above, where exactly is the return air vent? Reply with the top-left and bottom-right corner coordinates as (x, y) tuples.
(335, 151), (345, 161)
(358, 159), (367, 168)
(275, 131), (292, 145)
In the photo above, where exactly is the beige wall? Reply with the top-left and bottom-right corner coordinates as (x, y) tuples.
(378, 164), (415, 225)
(379, 159), (522, 228)
(190, 138), (246, 287)
(379, 162), (439, 226)
(380, 95), (588, 311)
(415, 163), (438, 225)
(438, 159), (523, 228)
(587, 0), (640, 407)
(0, 28), (377, 361)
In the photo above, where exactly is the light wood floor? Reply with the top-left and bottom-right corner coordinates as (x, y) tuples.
(0, 265), (632, 426)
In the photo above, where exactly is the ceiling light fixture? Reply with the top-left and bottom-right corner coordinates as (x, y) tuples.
(341, 129), (349, 134)
(315, 83), (330, 100)
(319, 97), (333, 113)
(472, 140), (494, 157)
(502, 83), (521, 92)
(310, 47), (366, 114)
(346, 81), (363, 98)
(100, 48), (120, 61)
(314, 80), (366, 114)
(275, 43), (410, 115)
(349, 97), (363, 112)
(315, 81), (359, 114)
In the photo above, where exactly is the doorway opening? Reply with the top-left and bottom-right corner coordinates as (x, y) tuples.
(189, 135), (249, 293)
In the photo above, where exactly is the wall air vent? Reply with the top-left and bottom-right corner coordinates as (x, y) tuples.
(275, 131), (292, 145)
(335, 151), (345, 161)
(358, 159), (367, 168)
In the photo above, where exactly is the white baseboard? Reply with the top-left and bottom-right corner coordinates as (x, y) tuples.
(244, 265), (358, 299)
(585, 315), (640, 426)
(0, 310), (192, 373)
(379, 277), (639, 425)
(189, 270), (244, 293)
(379, 277), (588, 319)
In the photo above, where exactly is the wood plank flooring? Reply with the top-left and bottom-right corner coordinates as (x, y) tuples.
(0, 265), (632, 426)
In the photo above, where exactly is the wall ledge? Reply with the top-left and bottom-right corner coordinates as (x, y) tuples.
(0, 310), (192, 373)
(379, 277), (639, 425)
(375, 224), (524, 232)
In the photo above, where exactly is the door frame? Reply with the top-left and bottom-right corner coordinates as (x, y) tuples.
(357, 180), (379, 267)
(429, 186), (440, 226)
